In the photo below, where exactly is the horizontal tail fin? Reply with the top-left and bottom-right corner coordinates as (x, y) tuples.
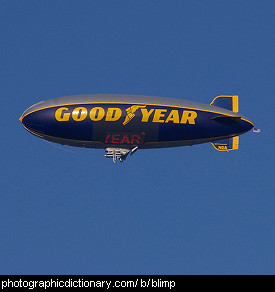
(210, 95), (239, 113)
(212, 136), (239, 151)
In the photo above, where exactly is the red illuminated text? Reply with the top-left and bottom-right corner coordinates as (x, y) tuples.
(105, 133), (145, 145)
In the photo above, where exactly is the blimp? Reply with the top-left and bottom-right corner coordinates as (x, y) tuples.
(19, 94), (254, 163)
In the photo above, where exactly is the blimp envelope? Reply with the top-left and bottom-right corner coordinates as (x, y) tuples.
(20, 94), (254, 163)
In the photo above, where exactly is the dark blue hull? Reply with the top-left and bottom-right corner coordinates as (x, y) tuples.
(21, 101), (253, 149)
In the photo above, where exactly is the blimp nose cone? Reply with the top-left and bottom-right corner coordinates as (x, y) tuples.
(20, 100), (48, 131)
(19, 111), (47, 134)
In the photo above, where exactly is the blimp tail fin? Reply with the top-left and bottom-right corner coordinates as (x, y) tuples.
(210, 95), (239, 113)
(211, 136), (239, 151)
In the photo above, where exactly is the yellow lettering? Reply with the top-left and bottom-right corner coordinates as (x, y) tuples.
(55, 107), (70, 121)
(72, 107), (88, 121)
(180, 110), (197, 124)
(105, 108), (122, 121)
(140, 108), (154, 122)
(89, 107), (105, 121)
(153, 109), (167, 123)
(165, 110), (180, 123)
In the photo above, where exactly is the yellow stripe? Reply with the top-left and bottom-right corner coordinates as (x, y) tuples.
(210, 95), (236, 105)
(21, 101), (242, 120)
(232, 136), (239, 150)
(232, 95), (239, 113)
(211, 143), (222, 151)
(210, 95), (220, 105)
(19, 100), (254, 132)
(21, 102), (254, 129)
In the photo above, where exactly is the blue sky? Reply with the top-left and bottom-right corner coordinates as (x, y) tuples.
(1, 0), (274, 274)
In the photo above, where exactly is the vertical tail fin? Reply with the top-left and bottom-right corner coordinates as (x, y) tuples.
(210, 95), (239, 113)
(212, 136), (239, 151)
(211, 95), (240, 151)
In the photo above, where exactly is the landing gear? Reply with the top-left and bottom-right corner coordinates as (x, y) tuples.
(104, 147), (138, 163)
